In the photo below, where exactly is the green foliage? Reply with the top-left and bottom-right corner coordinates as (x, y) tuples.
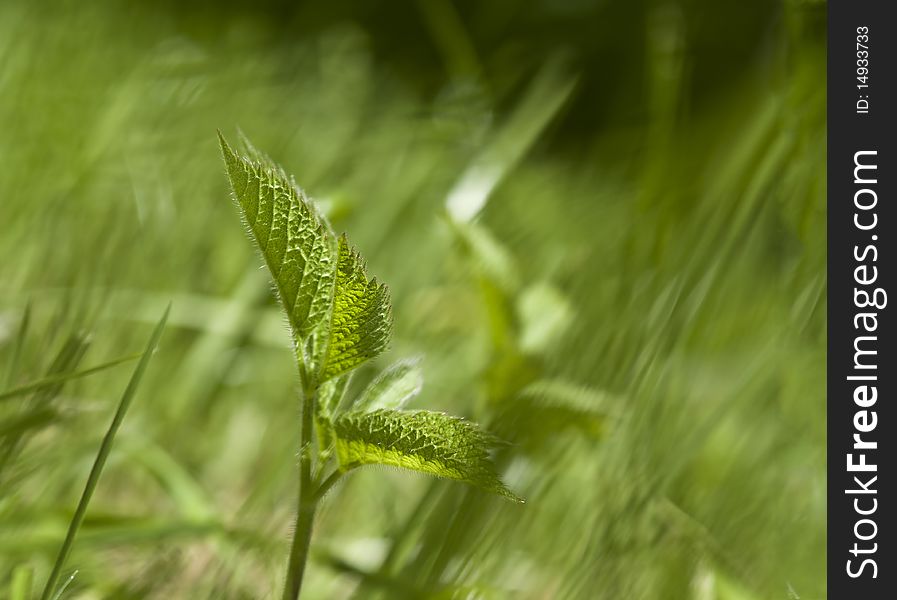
(220, 131), (512, 497)
(219, 133), (337, 381)
(220, 133), (518, 598)
(322, 236), (393, 381)
(1, 3), (825, 597)
(220, 134), (394, 387)
(334, 409), (520, 501)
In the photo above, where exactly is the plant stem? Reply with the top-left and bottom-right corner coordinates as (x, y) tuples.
(282, 384), (318, 600)
(282, 497), (317, 600)
(313, 469), (343, 502)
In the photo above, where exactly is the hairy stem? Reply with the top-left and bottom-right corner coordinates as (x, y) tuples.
(282, 385), (318, 600)
(283, 498), (317, 600)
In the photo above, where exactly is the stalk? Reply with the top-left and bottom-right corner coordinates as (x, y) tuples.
(281, 383), (318, 600)
(282, 496), (317, 600)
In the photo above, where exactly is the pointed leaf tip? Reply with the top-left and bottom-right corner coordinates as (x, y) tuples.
(219, 133), (340, 377)
(220, 133), (393, 383)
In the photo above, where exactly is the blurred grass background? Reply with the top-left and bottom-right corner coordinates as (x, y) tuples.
(0, 0), (825, 598)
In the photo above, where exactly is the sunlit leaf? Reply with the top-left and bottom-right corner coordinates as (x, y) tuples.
(333, 409), (521, 502)
(321, 235), (393, 381)
(219, 133), (337, 376)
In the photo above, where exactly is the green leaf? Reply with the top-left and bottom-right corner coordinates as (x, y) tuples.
(220, 134), (392, 384)
(352, 358), (423, 413)
(321, 235), (393, 381)
(333, 409), (521, 502)
(219, 133), (337, 376)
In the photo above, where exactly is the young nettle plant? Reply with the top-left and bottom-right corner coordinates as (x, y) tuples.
(218, 133), (520, 600)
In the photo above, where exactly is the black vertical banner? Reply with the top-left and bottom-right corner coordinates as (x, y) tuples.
(828, 1), (896, 598)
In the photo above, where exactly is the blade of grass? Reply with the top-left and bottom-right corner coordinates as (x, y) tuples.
(38, 304), (170, 600)
(0, 353), (141, 402)
(49, 571), (77, 600)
